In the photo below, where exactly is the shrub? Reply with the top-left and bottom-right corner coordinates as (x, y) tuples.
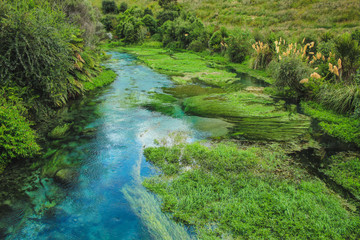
(144, 7), (153, 16)
(351, 29), (360, 42)
(0, 91), (40, 173)
(271, 56), (310, 96)
(226, 30), (251, 63)
(158, 0), (178, 9)
(208, 27), (228, 53)
(0, 1), (74, 106)
(56, 0), (102, 47)
(334, 33), (360, 81)
(188, 40), (207, 52)
(119, 2), (128, 13)
(101, 15), (117, 31)
(142, 14), (157, 35)
(157, 9), (179, 26)
(316, 84), (360, 114)
(102, 0), (117, 14)
(251, 41), (273, 69)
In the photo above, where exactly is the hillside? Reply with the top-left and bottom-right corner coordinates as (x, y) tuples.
(92, 0), (360, 36)
(179, 0), (360, 32)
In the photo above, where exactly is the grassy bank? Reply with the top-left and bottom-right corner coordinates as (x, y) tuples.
(301, 101), (360, 147)
(82, 69), (117, 91)
(143, 140), (360, 239)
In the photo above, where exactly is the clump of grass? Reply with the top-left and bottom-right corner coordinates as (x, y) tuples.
(322, 152), (360, 199)
(316, 84), (360, 114)
(301, 101), (360, 146)
(143, 141), (360, 239)
(82, 69), (117, 91)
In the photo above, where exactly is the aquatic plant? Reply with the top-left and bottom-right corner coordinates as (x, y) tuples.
(144, 142), (360, 239)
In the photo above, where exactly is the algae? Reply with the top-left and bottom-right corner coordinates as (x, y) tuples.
(183, 92), (310, 141)
(48, 123), (72, 139)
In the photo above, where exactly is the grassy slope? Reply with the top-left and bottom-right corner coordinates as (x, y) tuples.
(91, 0), (360, 36)
(179, 0), (360, 34)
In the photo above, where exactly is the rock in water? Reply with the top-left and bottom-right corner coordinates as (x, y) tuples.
(54, 169), (78, 185)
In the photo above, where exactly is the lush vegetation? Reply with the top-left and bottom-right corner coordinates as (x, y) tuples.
(94, 1), (360, 238)
(144, 139), (360, 239)
(0, 0), (115, 172)
(322, 152), (360, 199)
(98, 0), (360, 146)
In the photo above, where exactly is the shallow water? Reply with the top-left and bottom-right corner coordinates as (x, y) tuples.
(1, 52), (266, 239)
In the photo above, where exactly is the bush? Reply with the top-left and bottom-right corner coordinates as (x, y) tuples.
(334, 33), (360, 81)
(157, 9), (180, 26)
(102, 0), (117, 14)
(188, 40), (207, 52)
(142, 14), (157, 35)
(316, 84), (360, 114)
(226, 30), (251, 63)
(271, 56), (310, 96)
(0, 90), (40, 173)
(351, 29), (360, 42)
(208, 27), (228, 53)
(251, 41), (273, 70)
(144, 7), (153, 16)
(0, 1), (74, 106)
(119, 2), (128, 13)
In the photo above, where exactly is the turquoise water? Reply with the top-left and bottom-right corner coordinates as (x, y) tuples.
(5, 52), (224, 239)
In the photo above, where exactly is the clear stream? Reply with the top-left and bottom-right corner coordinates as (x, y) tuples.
(1, 52), (267, 239)
(3, 52), (236, 240)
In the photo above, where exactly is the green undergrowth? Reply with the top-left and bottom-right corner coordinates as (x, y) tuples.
(82, 69), (117, 91)
(183, 92), (310, 141)
(48, 123), (72, 139)
(301, 101), (360, 147)
(322, 152), (360, 200)
(0, 96), (40, 173)
(143, 141), (360, 239)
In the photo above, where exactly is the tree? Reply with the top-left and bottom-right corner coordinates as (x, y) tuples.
(102, 0), (117, 14)
(158, 0), (177, 9)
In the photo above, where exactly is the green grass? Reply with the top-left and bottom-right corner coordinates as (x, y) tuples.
(179, 0), (360, 35)
(322, 152), (360, 199)
(301, 101), (360, 146)
(143, 141), (360, 239)
(82, 69), (117, 91)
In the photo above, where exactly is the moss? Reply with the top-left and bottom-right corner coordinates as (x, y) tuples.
(82, 69), (117, 91)
(142, 93), (182, 117)
(183, 92), (310, 141)
(143, 142), (360, 239)
(301, 101), (360, 146)
(48, 123), (72, 139)
(163, 85), (224, 98)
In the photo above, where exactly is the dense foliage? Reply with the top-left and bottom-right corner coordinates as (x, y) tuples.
(144, 141), (360, 239)
(0, 0), (112, 172)
(0, 89), (40, 173)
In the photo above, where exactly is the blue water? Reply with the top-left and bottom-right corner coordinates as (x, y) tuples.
(6, 52), (219, 239)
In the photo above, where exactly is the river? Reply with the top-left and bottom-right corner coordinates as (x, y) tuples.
(2, 52), (239, 239)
